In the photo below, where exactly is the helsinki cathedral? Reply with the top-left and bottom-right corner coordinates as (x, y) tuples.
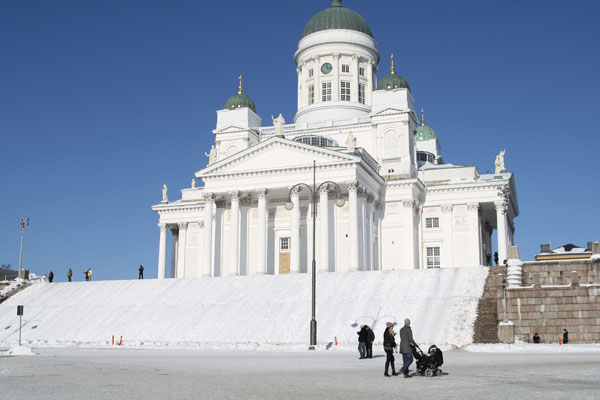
(152, 0), (519, 278)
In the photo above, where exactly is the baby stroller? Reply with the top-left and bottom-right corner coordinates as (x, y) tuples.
(411, 344), (443, 377)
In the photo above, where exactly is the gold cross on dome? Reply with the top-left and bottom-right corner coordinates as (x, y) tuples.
(238, 75), (243, 94)
(390, 54), (395, 74)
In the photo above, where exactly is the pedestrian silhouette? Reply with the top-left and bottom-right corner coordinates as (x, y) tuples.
(138, 265), (144, 279)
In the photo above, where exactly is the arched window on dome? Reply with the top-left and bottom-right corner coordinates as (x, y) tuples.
(294, 135), (336, 148)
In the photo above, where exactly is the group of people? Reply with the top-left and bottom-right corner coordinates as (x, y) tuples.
(47, 268), (92, 282)
(532, 329), (568, 344)
(358, 319), (419, 377)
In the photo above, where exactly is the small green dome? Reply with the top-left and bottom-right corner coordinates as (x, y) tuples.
(377, 73), (411, 91)
(224, 92), (256, 113)
(302, 0), (373, 38)
(416, 109), (437, 141)
(416, 124), (437, 141)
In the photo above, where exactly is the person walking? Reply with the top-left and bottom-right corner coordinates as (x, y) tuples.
(84, 270), (89, 281)
(563, 329), (569, 344)
(366, 325), (375, 359)
(383, 322), (398, 377)
(138, 265), (144, 279)
(357, 325), (367, 359)
(399, 319), (418, 378)
(48, 271), (54, 283)
(67, 268), (72, 282)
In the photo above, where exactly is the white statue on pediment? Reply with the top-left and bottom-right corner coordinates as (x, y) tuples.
(495, 149), (506, 175)
(272, 113), (285, 136)
(345, 133), (357, 152)
(191, 178), (196, 189)
(161, 184), (168, 203)
(205, 145), (217, 166)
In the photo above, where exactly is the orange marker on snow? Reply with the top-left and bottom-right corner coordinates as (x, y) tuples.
(335, 336), (338, 346)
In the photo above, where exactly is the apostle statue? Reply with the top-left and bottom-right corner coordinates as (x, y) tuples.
(345, 133), (357, 152)
(272, 113), (285, 136)
(191, 178), (196, 189)
(495, 149), (506, 175)
(161, 184), (168, 203)
(205, 145), (217, 166)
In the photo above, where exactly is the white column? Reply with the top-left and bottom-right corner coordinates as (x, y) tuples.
(416, 204), (423, 269)
(314, 56), (320, 105)
(365, 195), (373, 270)
(351, 54), (359, 103)
(170, 227), (178, 278)
(201, 194), (213, 276)
(332, 52), (340, 102)
(176, 222), (188, 278)
(367, 60), (374, 105)
(157, 223), (167, 279)
(441, 205), (453, 268)
(348, 182), (359, 271)
(297, 66), (302, 110)
(256, 189), (268, 275)
(319, 185), (329, 272)
(495, 201), (508, 265)
(467, 203), (482, 266)
(290, 188), (300, 273)
(229, 191), (240, 276)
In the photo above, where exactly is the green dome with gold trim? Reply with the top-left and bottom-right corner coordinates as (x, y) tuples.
(416, 109), (437, 141)
(376, 54), (411, 91)
(302, 0), (373, 38)
(224, 76), (256, 113)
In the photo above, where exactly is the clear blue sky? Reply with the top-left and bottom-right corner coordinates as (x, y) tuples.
(1, 0), (599, 281)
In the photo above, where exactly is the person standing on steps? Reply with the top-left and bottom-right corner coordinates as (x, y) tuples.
(357, 325), (367, 359)
(383, 322), (398, 377)
(563, 329), (569, 344)
(48, 271), (54, 283)
(67, 268), (72, 282)
(138, 265), (144, 279)
(399, 319), (418, 378)
(366, 325), (375, 359)
(493, 252), (499, 266)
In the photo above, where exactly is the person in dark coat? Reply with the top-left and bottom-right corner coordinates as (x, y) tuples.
(366, 325), (375, 358)
(138, 265), (144, 279)
(533, 333), (540, 343)
(399, 319), (418, 378)
(563, 329), (569, 344)
(493, 252), (499, 266)
(48, 271), (54, 283)
(67, 268), (72, 282)
(485, 253), (491, 266)
(383, 322), (398, 377)
(357, 325), (368, 359)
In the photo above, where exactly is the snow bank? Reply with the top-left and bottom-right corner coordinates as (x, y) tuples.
(0, 268), (488, 351)
(465, 343), (600, 353)
(3, 345), (35, 356)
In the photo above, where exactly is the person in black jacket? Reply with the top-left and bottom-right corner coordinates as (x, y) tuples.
(563, 329), (569, 344)
(532, 333), (540, 343)
(383, 322), (398, 377)
(365, 325), (375, 358)
(357, 325), (368, 359)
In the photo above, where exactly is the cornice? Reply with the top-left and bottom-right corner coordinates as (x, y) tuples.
(203, 160), (357, 181)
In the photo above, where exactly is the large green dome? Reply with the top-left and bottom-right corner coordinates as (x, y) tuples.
(302, 0), (373, 38)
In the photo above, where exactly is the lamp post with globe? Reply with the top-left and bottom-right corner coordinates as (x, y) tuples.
(285, 161), (345, 349)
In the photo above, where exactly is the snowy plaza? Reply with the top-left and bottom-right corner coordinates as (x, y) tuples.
(2, 346), (600, 399)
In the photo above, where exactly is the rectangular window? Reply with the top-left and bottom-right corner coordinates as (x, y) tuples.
(308, 85), (314, 105)
(426, 247), (441, 268)
(342, 64), (350, 73)
(358, 83), (365, 104)
(280, 237), (290, 251)
(359, 67), (365, 77)
(425, 217), (440, 228)
(308, 69), (314, 78)
(340, 80), (351, 101)
(321, 81), (332, 102)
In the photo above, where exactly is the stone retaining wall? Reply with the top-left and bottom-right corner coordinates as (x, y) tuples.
(521, 259), (600, 286)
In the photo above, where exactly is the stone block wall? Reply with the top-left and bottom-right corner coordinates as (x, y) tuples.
(521, 259), (600, 286)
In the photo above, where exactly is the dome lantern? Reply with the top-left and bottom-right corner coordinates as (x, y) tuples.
(224, 75), (257, 113)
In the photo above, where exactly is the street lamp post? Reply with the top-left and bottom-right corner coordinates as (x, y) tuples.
(285, 161), (345, 349)
(18, 218), (30, 279)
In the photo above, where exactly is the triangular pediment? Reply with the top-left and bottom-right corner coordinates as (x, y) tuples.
(196, 137), (359, 178)
(371, 107), (406, 117)
(213, 125), (258, 134)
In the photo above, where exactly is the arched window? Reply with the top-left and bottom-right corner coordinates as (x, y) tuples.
(294, 135), (336, 147)
(383, 130), (400, 159)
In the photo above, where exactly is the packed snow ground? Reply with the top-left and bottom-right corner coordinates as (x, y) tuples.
(0, 268), (487, 350)
(1, 346), (599, 400)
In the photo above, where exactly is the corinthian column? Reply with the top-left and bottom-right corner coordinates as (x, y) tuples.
(467, 203), (482, 266)
(348, 181), (359, 271)
(495, 201), (508, 264)
(256, 189), (268, 275)
(290, 187), (300, 273)
(176, 222), (188, 278)
(319, 185), (330, 272)
(203, 193), (214, 277)
(157, 223), (167, 279)
(229, 191), (240, 276)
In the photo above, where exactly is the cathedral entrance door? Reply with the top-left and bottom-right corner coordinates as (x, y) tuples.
(279, 237), (291, 274)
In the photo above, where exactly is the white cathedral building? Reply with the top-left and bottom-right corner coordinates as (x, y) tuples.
(152, 0), (518, 278)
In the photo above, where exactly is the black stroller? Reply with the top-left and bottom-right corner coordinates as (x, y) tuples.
(411, 344), (443, 377)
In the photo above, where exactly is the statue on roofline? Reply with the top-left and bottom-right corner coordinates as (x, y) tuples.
(161, 184), (168, 203)
(495, 149), (506, 175)
(272, 113), (285, 136)
(205, 145), (217, 166)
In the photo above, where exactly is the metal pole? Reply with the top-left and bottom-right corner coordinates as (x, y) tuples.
(310, 160), (317, 348)
(502, 277), (508, 323)
(19, 315), (22, 346)
(18, 218), (29, 278)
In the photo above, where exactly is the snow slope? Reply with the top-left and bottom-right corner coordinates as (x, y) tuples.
(0, 268), (488, 350)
